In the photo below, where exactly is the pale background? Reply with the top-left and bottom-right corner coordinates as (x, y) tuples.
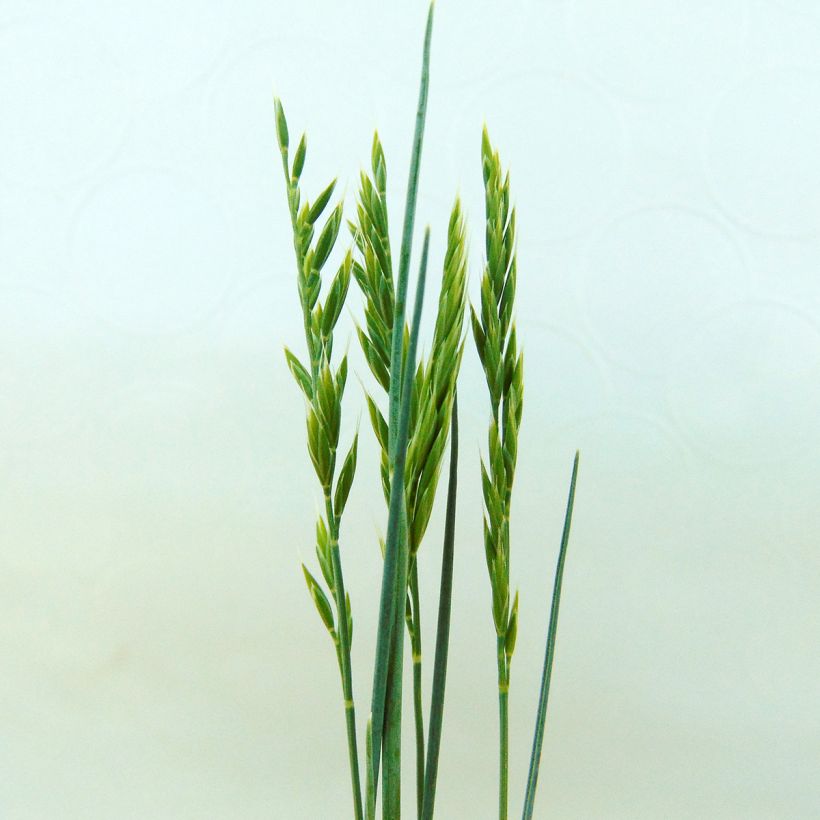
(1, 1), (819, 817)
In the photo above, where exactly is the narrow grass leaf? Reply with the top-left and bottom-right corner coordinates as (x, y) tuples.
(369, 1), (435, 805)
(368, 226), (431, 811)
(521, 451), (580, 820)
(421, 393), (459, 820)
(383, 228), (430, 818)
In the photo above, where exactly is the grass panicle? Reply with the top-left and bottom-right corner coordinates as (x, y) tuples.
(355, 155), (467, 816)
(276, 99), (363, 820)
(472, 127), (523, 820)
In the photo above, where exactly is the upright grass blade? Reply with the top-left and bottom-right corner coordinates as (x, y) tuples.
(369, 228), (432, 817)
(410, 559), (425, 819)
(365, 716), (376, 820)
(387, 0), (434, 459)
(420, 393), (459, 820)
(383, 230), (431, 819)
(521, 451), (580, 820)
(370, 2), (435, 810)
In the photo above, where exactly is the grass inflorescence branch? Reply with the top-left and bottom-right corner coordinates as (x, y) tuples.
(472, 126), (523, 820)
(275, 97), (363, 820)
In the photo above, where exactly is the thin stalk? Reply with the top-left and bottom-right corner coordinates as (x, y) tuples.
(369, 2), (435, 807)
(410, 561), (425, 819)
(325, 492), (364, 820)
(382, 509), (407, 820)
(369, 228), (432, 817)
(497, 637), (509, 820)
(421, 395), (459, 820)
(521, 452), (580, 820)
(383, 232), (431, 818)
(365, 717), (376, 820)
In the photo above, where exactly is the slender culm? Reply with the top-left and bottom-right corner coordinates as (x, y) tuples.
(421, 394), (459, 820)
(379, 228), (431, 819)
(367, 5), (436, 815)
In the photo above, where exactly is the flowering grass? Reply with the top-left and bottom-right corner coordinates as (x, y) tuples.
(276, 4), (579, 817)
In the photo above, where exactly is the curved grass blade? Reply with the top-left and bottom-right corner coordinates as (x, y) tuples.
(368, 228), (432, 816)
(420, 393), (459, 820)
(521, 451), (580, 820)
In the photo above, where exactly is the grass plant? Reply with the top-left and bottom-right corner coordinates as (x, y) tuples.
(277, 4), (580, 818)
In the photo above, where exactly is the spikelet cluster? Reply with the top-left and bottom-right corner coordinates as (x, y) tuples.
(472, 127), (524, 679)
(353, 134), (467, 557)
(275, 98), (357, 647)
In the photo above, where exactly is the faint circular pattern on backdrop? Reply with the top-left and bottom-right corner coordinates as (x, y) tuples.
(581, 206), (749, 376)
(449, 70), (627, 241)
(767, 0), (820, 17)
(206, 36), (376, 193)
(86, 378), (259, 523)
(441, 0), (533, 84)
(0, 287), (97, 443)
(0, 190), (73, 291)
(0, 18), (129, 187)
(69, 170), (234, 335)
(667, 300), (820, 466)
(519, 322), (610, 432)
(78, 0), (234, 100)
(568, 0), (749, 100)
(705, 68), (820, 237)
(543, 410), (696, 557)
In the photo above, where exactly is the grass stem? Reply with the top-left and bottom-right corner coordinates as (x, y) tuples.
(410, 561), (425, 818)
(420, 396), (458, 820)
(369, 3), (434, 808)
(326, 494), (364, 820)
(497, 637), (509, 820)
(383, 231), (431, 817)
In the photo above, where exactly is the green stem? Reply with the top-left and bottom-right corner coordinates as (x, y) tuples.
(370, 230), (431, 815)
(497, 638), (509, 820)
(370, 6), (434, 799)
(365, 717), (376, 820)
(420, 396), (458, 820)
(410, 562), (425, 819)
(383, 512), (407, 819)
(381, 6), (434, 806)
(326, 494), (364, 820)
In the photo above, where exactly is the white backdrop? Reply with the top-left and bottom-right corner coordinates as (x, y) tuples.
(1, 1), (819, 817)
